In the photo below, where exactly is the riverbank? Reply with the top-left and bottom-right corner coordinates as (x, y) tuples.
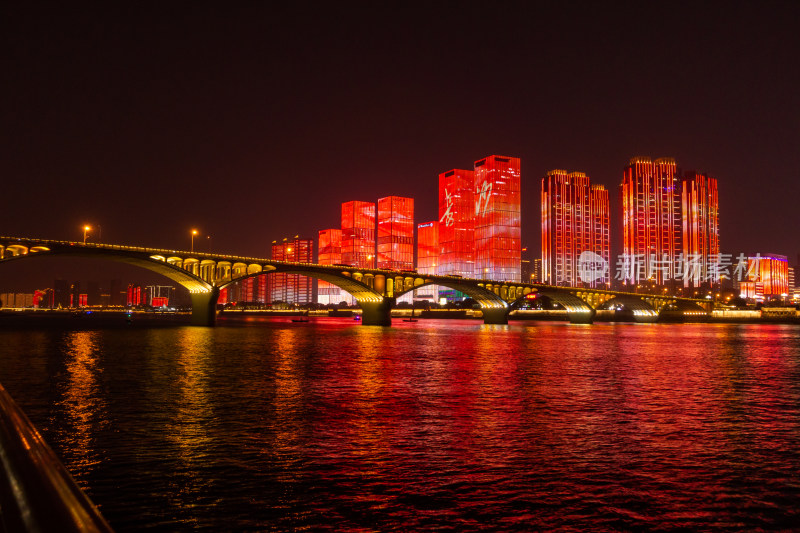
(0, 309), (191, 328)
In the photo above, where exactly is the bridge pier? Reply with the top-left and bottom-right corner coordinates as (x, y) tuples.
(190, 287), (220, 326)
(481, 307), (509, 325)
(359, 298), (394, 326)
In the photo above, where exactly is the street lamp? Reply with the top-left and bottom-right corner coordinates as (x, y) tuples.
(191, 229), (198, 253)
(83, 225), (91, 244)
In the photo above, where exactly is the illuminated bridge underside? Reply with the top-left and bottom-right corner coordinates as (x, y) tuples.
(0, 237), (712, 326)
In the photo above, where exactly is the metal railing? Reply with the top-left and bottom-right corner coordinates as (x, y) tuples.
(0, 383), (113, 532)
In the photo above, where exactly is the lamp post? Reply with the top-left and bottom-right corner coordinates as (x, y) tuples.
(191, 229), (198, 253)
(83, 225), (91, 244)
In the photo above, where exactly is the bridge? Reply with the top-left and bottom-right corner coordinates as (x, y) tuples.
(0, 236), (712, 326)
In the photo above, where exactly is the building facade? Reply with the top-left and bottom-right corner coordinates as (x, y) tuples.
(541, 170), (610, 287)
(268, 237), (314, 305)
(681, 171), (720, 288)
(621, 157), (682, 288)
(438, 169), (475, 280)
(377, 196), (414, 271)
(415, 221), (439, 303)
(317, 228), (343, 305)
(341, 201), (376, 268)
(741, 254), (789, 299)
(474, 155), (521, 282)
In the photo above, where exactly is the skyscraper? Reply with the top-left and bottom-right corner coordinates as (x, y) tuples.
(318, 228), (343, 305)
(681, 171), (720, 288)
(438, 169), (475, 280)
(541, 170), (610, 287)
(474, 155), (521, 282)
(341, 201), (376, 268)
(415, 221), (439, 302)
(268, 237), (313, 305)
(377, 196), (414, 270)
(621, 157), (681, 288)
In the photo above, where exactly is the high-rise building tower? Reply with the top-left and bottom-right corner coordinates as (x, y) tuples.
(268, 237), (313, 305)
(474, 155), (521, 282)
(681, 171), (720, 288)
(621, 157), (681, 288)
(341, 201), (376, 268)
(318, 228), (343, 305)
(438, 169), (475, 279)
(532, 259), (542, 283)
(377, 196), (414, 270)
(541, 170), (610, 287)
(415, 221), (439, 302)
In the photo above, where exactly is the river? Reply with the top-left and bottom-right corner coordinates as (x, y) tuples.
(1, 318), (799, 530)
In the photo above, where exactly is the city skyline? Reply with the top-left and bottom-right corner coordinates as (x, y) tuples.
(2, 3), (798, 262)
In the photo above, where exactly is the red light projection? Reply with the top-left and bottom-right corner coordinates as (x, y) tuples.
(438, 169), (475, 280)
(377, 196), (414, 271)
(681, 172), (720, 288)
(473, 155), (521, 282)
(745, 255), (789, 298)
(415, 221), (439, 301)
(541, 170), (610, 287)
(318, 228), (343, 305)
(269, 237), (314, 305)
(621, 157), (681, 287)
(341, 201), (376, 268)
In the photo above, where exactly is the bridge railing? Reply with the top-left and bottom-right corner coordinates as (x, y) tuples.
(0, 382), (114, 532)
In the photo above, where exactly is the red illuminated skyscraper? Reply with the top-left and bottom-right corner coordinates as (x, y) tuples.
(268, 237), (313, 305)
(317, 228), (343, 305)
(377, 196), (414, 270)
(438, 169), (475, 279)
(417, 221), (439, 275)
(474, 155), (521, 282)
(681, 171), (720, 288)
(541, 170), (610, 287)
(415, 221), (439, 302)
(341, 201), (376, 268)
(621, 157), (681, 288)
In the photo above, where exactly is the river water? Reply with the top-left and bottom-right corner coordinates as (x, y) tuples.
(1, 318), (799, 530)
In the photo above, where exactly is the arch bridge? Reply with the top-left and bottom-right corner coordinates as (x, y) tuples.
(0, 236), (712, 326)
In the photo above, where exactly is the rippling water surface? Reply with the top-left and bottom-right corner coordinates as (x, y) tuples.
(2, 319), (800, 530)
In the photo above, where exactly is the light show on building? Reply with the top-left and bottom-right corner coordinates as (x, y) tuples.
(742, 254), (789, 299)
(415, 221), (439, 302)
(621, 156), (682, 287)
(438, 168), (475, 281)
(541, 170), (610, 287)
(681, 171), (720, 288)
(377, 196), (414, 271)
(473, 155), (521, 282)
(317, 228), (343, 305)
(341, 200), (376, 268)
(268, 237), (313, 305)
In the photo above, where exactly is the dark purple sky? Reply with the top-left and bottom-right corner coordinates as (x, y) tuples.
(3, 2), (799, 263)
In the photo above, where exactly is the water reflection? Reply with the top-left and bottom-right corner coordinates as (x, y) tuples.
(272, 327), (304, 460)
(59, 330), (108, 479)
(166, 327), (216, 519)
(1, 321), (799, 530)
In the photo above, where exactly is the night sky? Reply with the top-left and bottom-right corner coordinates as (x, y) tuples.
(3, 1), (800, 270)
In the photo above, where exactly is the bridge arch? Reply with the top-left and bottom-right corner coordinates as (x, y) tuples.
(218, 266), (390, 324)
(596, 295), (659, 322)
(0, 245), (219, 324)
(393, 279), (510, 324)
(509, 289), (596, 324)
